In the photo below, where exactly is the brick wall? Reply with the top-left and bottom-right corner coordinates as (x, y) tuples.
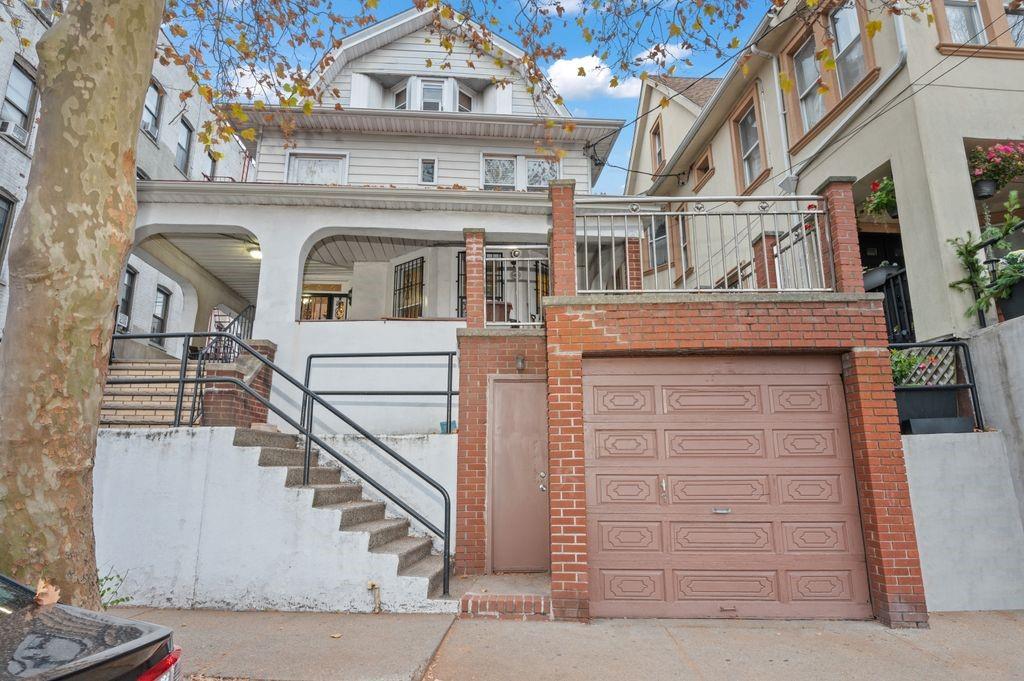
(202, 340), (277, 428)
(454, 329), (547, 575)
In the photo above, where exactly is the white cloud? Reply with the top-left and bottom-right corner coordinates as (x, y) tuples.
(547, 55), (642, 101)
(634, 43), (692, 67)
(539, 0), (586, 16)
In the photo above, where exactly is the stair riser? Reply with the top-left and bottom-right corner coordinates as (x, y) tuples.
(312, 485), (363, 506)
(366, 522), (411, 549)
(259, 448), (319, 468)
(339, 503), (386, 526)
(233, 429), (300, 449)
(286, 467), (341, 486)
(394, 541), (433, 572)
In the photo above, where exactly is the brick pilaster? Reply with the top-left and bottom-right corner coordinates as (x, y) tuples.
(463, 229), (486, 328)
(817, 177), (865, 293)
(625, 237), (643, 290)
(548, 179), (577, 297)
(202, 340), (277, 428)
(752, 232), (779, 289)
(841, 347), (928, 627)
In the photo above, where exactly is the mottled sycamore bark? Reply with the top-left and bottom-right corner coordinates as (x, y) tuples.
(0, 0), (164, 608)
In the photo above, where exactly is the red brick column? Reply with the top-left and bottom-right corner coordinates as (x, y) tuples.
(454, 331), (548, 575)
(463, 229), (485, 328)
(817, 177), (865, 293)
(203, 341), (277, 427)
(625, 237), (643, 290)
(751, 232), (779, 289)
(842, 347), (928, 628)
(548, 179), (577, 297)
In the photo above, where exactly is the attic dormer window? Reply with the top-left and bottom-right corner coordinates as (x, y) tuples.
(394, 88), (407, 110)
(458, 89), (473, 113)
(421, 80), (444, 111)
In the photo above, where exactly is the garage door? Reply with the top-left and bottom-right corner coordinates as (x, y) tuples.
(584, 355), (871, 619)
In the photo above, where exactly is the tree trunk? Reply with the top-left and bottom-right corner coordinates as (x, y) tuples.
(0, 0), (164, 608)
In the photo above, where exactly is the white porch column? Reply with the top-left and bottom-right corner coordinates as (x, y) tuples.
(251, 227), (304, 340)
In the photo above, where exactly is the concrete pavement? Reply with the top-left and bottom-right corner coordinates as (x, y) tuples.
(424, 611), (1024, 681)
(113, 607), (454, 681)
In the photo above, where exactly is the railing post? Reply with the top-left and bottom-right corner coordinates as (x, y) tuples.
(173, 334), (190, 427)
(815, 177), (865, 293)
(752, 232), (780, 289)
(548, 179), (577, 297)
(446, 353), (454, 433)
(464, 228), (486, 328)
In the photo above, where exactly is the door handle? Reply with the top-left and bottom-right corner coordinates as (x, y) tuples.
(660, 477), (668, 501)
(712, 507), (732, 514)
(539, 483), (548, 492)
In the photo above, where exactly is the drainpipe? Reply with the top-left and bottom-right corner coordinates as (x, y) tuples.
(765, 50), (796, 194)
(793, 15), (909, 184)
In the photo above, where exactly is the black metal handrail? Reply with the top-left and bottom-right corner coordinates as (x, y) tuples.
(183, 305), (257, 425)
(868, 268), (915, 343)
(109, 331), (452, 595)
(890, 340), (985, 431)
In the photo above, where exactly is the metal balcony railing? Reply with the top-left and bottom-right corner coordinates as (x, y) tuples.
(574, 195), (833, 293)
(483, 245), (550, 327)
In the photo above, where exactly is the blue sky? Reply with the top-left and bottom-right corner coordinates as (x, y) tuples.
(338, 1), (772, 194)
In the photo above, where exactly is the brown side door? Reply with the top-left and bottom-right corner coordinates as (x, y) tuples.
(490, 377), (550, 572)
(584, 355), (871, 619)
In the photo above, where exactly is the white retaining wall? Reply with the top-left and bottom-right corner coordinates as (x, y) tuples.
(904, 431), (1024, 612)
(94, 428), (457, 613)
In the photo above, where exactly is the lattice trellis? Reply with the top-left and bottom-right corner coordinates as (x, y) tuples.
(902, 345), (958, 386)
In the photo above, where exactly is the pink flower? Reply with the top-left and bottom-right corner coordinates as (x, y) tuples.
(974, 168), (983, 176)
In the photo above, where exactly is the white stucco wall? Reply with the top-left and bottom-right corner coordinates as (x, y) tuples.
(903, 431), (1024, 612)
(94, 428), (456, 613)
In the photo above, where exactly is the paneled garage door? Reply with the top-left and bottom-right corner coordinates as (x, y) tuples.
(584, 355), (871, 619)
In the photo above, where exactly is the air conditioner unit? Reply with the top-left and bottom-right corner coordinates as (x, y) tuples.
(141, 119), (159, 139)
(0, 120), (29, 145)
(116, 313), (130, 332)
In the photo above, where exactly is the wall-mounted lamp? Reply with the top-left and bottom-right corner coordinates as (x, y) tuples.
(515, 355), (526, 373)
(247, 245), (263, 260)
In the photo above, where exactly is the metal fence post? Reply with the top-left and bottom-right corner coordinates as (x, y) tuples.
(172, 334), (190, 427)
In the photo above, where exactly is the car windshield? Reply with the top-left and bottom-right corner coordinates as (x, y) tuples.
(0, 578), (34, 616)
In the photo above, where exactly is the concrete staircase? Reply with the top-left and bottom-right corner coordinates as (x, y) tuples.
(102, 359), (199, 428)
(234, 428), (449, 603)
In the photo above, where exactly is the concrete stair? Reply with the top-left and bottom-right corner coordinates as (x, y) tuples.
(235, 428), (449, 602)
(102, 359), (201, 428)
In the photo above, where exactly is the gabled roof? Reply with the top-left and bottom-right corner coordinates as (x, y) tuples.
(315, 6), (570, 117)
(647, 75), (723, 107)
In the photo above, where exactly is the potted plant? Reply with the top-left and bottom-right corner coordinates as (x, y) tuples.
(861, 177), (898, 219)
(949, 191), (1023, 319)
(968, 142), (1024, 200)
(992, 250), (1024, 321)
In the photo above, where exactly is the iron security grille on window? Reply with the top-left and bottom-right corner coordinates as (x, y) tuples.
(393, 257), (425, 318)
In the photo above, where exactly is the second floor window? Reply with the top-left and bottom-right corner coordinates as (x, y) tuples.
(151, 286), (171, 343)
(141, 82), (161, 138)
(394, 87), (407, 110)
(794, 38), (825, 132)
(651, 119), (665, 169)
(2, 63), (36, 136)
(175, 119), (193, 174)
(736, 104), (762, 186)
(831, 2), (867, 94)
(945, 0), (985, 44)
(117, 267), (137, 330)
(483, 156), (516, 190)
(458, 89), (473, 112)
(0, 193), (13, 264)
(205, 151), (218, 179)
(421, 80), (444, 111)
(288, 154), (347, 184)
(527, 158), (559, 190)
(1009, 3), (1024, 46)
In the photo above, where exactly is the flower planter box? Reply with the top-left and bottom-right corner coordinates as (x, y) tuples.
(996, 280), (1024, 321)
(894, 388), (972, 434)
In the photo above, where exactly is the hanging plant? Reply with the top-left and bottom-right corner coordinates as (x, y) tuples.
(968, 143), (1024, 200)
(861, 177), (898, 218)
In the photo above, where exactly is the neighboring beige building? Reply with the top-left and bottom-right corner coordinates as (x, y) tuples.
(628, 0), (1024, 341)
(623, 76), (720, 196)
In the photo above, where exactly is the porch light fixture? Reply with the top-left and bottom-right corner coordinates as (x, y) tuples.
(247, 246), (262, 260)
(515, 355), (526, 373)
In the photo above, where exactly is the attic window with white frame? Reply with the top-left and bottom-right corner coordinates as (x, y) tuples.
(394, 87), (407, 110)
(483, 156), (516, 190)
(419, 158), (437, 184)
(458, 88), (473, 112)
(420, 79), (444, 111)
(288, 154), (347, 185)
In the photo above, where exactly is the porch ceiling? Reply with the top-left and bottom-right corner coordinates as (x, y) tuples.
(308, 235), (435, 267)
(157, 234), (261, 302)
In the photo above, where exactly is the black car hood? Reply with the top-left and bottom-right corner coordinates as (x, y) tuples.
(0, 600), (170, 680)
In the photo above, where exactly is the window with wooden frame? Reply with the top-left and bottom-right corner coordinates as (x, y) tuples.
(690, 146), (715, 192)
(642, 214), (670, 275)
(780, 1), (878, 154)
(931, 0), (1024, 56)
(650, 116), (665, 171)
(729, 87), (769, 193)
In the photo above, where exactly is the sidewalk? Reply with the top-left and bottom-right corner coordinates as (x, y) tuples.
(424, 611), (1024, 681)
(113, 607), (454, 681)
